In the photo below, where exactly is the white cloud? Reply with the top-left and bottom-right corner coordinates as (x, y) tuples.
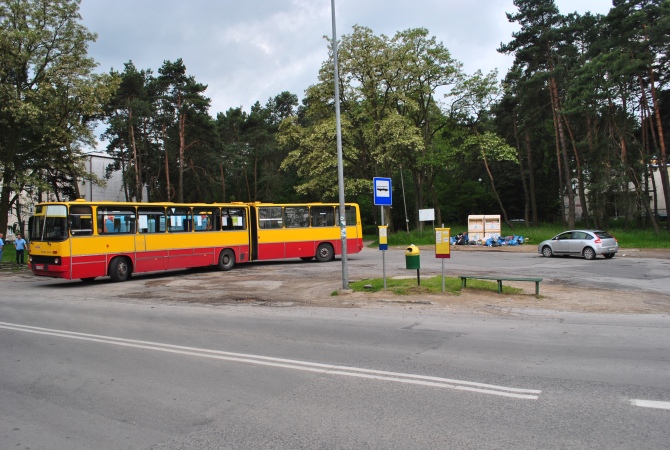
(80, 0), (614, 118)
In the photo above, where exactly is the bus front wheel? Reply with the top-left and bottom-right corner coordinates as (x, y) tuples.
(218, 249), (235, 271)
(109, 257), (131, 282)
(315, 243), (334, 262)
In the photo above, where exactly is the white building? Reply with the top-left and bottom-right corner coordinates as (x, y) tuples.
(78, 152), (133, 202)
(571, 166), (669, 221)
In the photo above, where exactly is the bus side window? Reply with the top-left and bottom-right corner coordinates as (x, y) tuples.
(258, 206), (282, 229)
(167, 207), (192, 233)
(69, 205), (93, 236)
(193, 207), (217, 232)
(138, 207), (166, 233)
(97, 206), (137, 235)
(310, 206), (335, 227)
(284, 206), (309, 228)
(222, 208), (246, 231)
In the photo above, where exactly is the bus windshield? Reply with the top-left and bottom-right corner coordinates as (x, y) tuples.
(31, 205), (68, 242)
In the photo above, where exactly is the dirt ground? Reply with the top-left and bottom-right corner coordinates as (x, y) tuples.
(8, 246), (670, 315)
(201, 269), (670, 316)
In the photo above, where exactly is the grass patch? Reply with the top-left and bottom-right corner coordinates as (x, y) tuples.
(350, 276), (522, 296)
(1, 245), (17, 264)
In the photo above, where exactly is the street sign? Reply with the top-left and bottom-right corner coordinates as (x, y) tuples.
(373, 177), (392, 206)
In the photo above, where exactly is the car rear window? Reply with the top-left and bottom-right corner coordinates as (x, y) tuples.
(595, 231), (613, 239)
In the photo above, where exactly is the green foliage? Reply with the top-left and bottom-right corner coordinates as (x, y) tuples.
(366, 222), (670, 249)
(0, 0), (116, 234)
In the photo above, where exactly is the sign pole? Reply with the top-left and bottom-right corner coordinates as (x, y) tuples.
(442, 259), (445, 292)
(374, 177), (392, 292)
(331, 0), (348, 290)
(381, 207), (386, 290)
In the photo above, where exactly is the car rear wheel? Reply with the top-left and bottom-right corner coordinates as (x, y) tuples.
(315, 243), (334, 262)
(541, 246), (553, 258)
(583, 247), (596, 260)
(603, 253), (615, 259)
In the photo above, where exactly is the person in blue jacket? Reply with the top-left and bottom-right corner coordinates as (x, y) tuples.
(14, 234), (27, 265)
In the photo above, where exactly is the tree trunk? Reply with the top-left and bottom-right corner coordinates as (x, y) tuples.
(524, 131), (538, 225)
(564, 117), (589, 226)
(550, 77), (575, 228)
(128, 109), (142, 202)
(550, 93), (565, 226)
(220, 163), (226, 201)
(482, 153), (514, 231)
(642, 24), (670, 230)
(178, 112), (186, 203)
(162, 125), (171, 201)
(648, 69), (670, 230)
(512, 111), (530, 227)
(628, 166), (659, 234)
(0, 169), (14, 238)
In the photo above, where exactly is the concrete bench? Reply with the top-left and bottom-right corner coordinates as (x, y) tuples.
(459, 275), (543, 297)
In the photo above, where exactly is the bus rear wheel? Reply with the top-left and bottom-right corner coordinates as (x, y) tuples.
(218, 249), (235, 271)
(315, 243), (334, 262)
(109, 257), (131, 282)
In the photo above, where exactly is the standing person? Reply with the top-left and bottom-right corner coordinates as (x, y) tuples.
(14, 233), (27, 265)
(0, 233), (4, 263)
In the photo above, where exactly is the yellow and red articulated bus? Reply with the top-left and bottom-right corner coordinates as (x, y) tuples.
(28, 200), (363, 282)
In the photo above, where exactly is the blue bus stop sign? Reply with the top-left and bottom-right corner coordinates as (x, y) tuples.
(373, 177), (392, 206)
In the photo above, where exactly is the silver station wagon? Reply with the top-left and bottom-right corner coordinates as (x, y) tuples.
(538, 230), (618, 260)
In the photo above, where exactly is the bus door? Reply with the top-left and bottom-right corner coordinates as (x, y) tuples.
(253, 205), (285, 260)
(136, 207), (168, 272)
(249, 206), (259, 261)
(345, 205), (361, 253)
(134, 234), (146, 252)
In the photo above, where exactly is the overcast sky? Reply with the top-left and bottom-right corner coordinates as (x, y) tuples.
(79, 0), (614, 117)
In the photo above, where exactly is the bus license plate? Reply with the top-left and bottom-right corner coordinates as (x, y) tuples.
(35, 264), (44, 270)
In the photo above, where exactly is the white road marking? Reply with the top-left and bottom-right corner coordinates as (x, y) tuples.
(0, 321), (540, 399)
(630, 399), (670, 410)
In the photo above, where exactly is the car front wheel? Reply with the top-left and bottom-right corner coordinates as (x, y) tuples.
(541, 246), (553, 258)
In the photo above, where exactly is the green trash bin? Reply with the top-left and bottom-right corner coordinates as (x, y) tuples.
(405, 244), (420, 269)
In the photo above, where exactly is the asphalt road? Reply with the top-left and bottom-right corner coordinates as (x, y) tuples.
(1, 250), (669, 449)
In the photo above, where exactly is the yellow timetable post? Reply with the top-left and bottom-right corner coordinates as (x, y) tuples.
(435, 228), (450, 258)
(435, 228), (450, 292)
(378, 225), (388, 251)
